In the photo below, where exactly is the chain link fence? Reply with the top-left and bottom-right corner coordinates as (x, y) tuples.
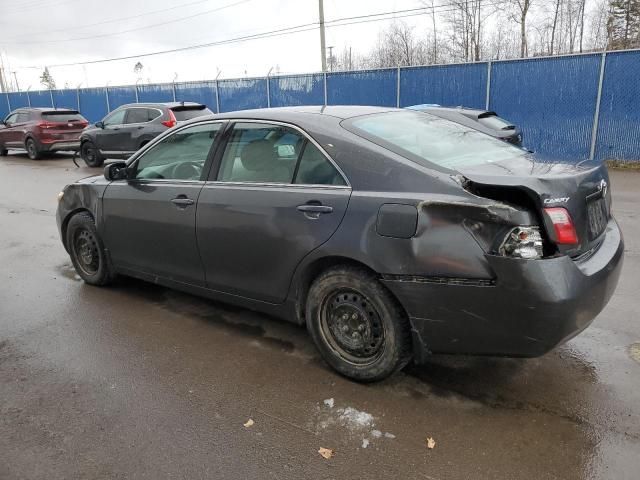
(2, 49), (639, 162)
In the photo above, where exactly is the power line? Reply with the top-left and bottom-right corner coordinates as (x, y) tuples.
(22, 0), (510, 69)
(1, 0), (219, 40)
(0, 0), (254, 45)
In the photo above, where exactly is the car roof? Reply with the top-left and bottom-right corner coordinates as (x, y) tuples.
(114, 102), (205, 109)
(14, 107), (77, 112)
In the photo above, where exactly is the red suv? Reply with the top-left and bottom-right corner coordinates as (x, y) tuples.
(0, 108), (89, 160)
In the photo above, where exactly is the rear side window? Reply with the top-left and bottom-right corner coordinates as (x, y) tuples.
(172, 106), (213, 121)
(345, 111), (525, 170)
(126, 108), (159, 124)
(41, 111), (86, 122)
(294, 143), (346, 186)
(217, 122), (345, 186)
(217, 123), (301, 183)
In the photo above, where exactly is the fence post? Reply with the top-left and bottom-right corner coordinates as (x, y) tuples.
(135, 83), (140, 103)
(172, 82), (177, 102)
(49, 88), (55, 108)
(76, 87), (81, 111)
(105, 86), (110, 112)
(396, 66), (401, 107)
(5, 91), (11, 111)
(485, 61), (492, 110)
(215, 80), (220, 113)
(589, 52), (607, 161)
(26, 90), (31, 107)
(323, 72), (328, 106)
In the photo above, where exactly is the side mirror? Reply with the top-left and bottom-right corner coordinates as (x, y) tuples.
(95, 121), (105, 129)
(104, 161), (128, 181)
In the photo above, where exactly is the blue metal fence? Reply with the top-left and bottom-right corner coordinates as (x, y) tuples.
(2, 49), (639, 161)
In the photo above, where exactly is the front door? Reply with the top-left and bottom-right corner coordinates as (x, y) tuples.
(0, 113), (21, 147)
(197, 121), (351, 303)
(102, 121), (225, 285)
(95, 109), (131, 157)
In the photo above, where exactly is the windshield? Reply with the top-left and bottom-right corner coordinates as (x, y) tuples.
(171, 106), (213, 121)
(344, 111), (526, 170)
(41, 111), (86, 122)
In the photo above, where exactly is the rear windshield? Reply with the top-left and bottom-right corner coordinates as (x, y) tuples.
(344, 111), (525, 170)
(41, 111), (86, 122)
(171, 106), (213, 121)
(477, 114), (515, 130)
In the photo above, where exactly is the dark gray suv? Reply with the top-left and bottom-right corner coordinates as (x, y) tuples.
(80, 102), (213, 167)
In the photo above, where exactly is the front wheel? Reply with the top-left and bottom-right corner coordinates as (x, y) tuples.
(0, 146), (8, 156)
(25, 138), (41, 160)
(305, 266), (413, 382)
(80, 140), (104, 167)
(66, 212), (115, 285)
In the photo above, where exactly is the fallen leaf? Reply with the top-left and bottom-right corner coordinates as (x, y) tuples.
(318, 447), (334, 459)
(243, 419), (254, 428)
(426, 437), (436, 449)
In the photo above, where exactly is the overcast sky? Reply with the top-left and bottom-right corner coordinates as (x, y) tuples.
(0, 0), (430, 91)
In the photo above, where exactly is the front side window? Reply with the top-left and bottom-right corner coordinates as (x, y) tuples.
(103, 110), (126, 126)
(4, 113), (18, 125)
(217, 122), (345, 185)
(344, 110), (526, 170)
(134, 122), (222, 181)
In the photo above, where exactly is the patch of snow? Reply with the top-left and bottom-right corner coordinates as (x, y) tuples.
(384, 432), (396, 439)
(361, 438), (369, 448)
(370, 429), (382, 438)
(323, 398), (335, 409)
(336, 407), (374, 430)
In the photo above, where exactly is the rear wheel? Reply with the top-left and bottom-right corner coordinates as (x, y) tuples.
(0, 146), (7, 156)
(305, 266), (412, 382)
(80, 140), (104, 167)
(25, 138), (41, 160)
(66, 212), (115, 286)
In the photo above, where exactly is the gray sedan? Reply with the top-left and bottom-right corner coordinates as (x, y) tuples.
(56, 106), (623, 382)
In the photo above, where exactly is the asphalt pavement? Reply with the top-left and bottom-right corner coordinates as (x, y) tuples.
(1, 153), (639, 479)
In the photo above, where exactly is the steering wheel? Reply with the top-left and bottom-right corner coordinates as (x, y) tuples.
(172, 161), (202, 180)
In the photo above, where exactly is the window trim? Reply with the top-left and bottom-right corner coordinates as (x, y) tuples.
(123, 106), (163, 126)
(208, 118), (350, 188)
(125, 119), (227, 183)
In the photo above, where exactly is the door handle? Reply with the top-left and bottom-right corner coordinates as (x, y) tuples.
(297, 204), (333, 214)
(171, 196), (195, 208)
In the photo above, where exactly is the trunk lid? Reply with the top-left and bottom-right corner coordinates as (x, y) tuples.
(458, 157), (612, 257)
(39, 111), (88, 138)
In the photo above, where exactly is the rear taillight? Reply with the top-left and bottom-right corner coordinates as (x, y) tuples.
(162, 110), (177, 128)
(37, 121), (56, 129)
(544, 207), (578, 244)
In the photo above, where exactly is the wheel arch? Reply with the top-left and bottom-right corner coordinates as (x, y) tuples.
(61, 208), (95, 252)
(291, 255), (407, 326)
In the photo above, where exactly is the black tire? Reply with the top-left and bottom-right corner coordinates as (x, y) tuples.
(0, 146), (7, 156)
(305, 266), (412, 382)
(25, 138), (41, 160)
(80, 140), (104, 167)
(66, 212), (115, 286)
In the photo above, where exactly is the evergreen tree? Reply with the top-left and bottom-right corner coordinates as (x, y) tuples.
(39, 67), (56, 89)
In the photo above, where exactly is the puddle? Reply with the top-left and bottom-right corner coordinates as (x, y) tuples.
(57, 263), (81, 281)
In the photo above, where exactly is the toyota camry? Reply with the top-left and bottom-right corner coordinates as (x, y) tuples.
(56, 106), (624, 382)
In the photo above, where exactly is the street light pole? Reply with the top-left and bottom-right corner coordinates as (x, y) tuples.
(12, 71), (20, 92)
(319, 0), (327, 72)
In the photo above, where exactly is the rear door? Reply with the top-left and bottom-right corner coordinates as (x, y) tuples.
(102, 121), (225, 284)
(122, 107), (162, 151)
(196, 121), (351, 303)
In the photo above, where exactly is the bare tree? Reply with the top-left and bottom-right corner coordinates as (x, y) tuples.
(512, 0), (534, 57)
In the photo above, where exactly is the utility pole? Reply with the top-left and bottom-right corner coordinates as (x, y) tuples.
(319, 0), (327, 72)
(328, 46), (334, 71)
(0, 67), (7, 93)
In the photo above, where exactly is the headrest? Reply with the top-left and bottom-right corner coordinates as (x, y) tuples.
(240, 139), (275, 171)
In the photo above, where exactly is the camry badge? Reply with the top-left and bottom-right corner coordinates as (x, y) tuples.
(543, 197), (570, 204)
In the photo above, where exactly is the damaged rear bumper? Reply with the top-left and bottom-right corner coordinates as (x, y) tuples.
(382, 218), (624, 361)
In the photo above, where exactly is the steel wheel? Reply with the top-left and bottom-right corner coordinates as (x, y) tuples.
(319, 289), (386, 365)
(72, 228), (100, 276)
(81, 142), (98, 166)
